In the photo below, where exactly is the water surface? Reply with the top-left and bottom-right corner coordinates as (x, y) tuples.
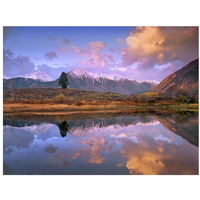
(3, 112), (198, 175)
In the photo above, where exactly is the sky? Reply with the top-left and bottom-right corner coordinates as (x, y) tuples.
(3, 26), (198, 81)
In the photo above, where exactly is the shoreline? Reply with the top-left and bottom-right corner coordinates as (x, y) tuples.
(3, 102), (199, 115)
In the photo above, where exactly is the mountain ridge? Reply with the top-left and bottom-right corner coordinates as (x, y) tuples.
(151, 59), (199, 98)
(3, 68), (158, 94)
(4, 71), (53, 82)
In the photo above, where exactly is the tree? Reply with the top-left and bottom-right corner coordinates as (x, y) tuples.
(59, 72), (69, 89)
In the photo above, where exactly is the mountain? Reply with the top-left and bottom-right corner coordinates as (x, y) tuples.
(19, 71), (54, 82)
(3, 68), (158, 94)
(3, 78), (58, 91)
(151, 59), (199, 98)
(4, 71), (53, 82)
(66, 68), (158, 94)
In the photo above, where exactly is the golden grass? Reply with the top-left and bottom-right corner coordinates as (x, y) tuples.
(3, 101), (199, 115)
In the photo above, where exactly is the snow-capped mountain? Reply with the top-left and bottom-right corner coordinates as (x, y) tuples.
(69, 68), (159, 84)
(69, 68), (127, 81)
(4, 71), (53, 82)
(67, 68), (159, 94)
(19, 71), (53, 82)
(3, 68), (159, 94)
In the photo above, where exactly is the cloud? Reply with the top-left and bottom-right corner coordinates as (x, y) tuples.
(44, 144), (57, 153)
(3, 50), (68, 79)
(3, 27), (13, 39)
(72, 42), (116, 70)
(117, 60), (184, 81)
(3, 127), (34, 151)
(117, 38), (124, 43)
(73, 136), (106, 164)
(37, 64), (68, 79)
(62, 38), (71, 45)
(47, 35), (57, 41)
(104, 54), (115, 63)
(72, 46), (89, 57)
(3, 50), (36, 76)
(4, 49), (14, 58)
(110, 66), (127, 72)
(89, 41), (106, 51)
(44, 51), (58, 60)
(122, 27), (198, 69)
(109, 48), (115, 53)
(72, 46), (80, 53)
(80, 41), (116, 69)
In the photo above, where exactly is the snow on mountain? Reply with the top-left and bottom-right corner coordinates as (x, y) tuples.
(69, 68), (160, 85)
(69, 68), (130, 81)
(137, 79), (160, 85)
(69, 68), (91, 79)
(3, 71), (53, 82)
(19, 71), (54, 82)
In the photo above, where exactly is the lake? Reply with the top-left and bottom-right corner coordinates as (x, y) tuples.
(3, 111), (198, 175)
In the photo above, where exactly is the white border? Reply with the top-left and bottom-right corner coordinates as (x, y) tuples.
(0, 1), (199, 200)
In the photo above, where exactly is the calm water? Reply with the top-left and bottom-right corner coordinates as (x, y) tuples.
(3, 112), (199, 175)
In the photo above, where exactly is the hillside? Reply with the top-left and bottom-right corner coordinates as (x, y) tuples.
(151, 59), (199, 98)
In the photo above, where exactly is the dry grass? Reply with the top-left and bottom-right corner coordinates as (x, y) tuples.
(3, 87), (198, 114)
(3, 101), (199, 115)
(3, 102), (126, 114)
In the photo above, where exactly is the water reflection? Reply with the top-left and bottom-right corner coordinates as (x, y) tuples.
(58, 121), (69, 137)
(3, 112), (198, 175)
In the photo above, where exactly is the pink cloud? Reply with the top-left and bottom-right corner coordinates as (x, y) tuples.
(117, 38), (124, 43)
(122, 27), (198, 70)
(72, 46), (80, 53)
(104, 53), (115, 63)
(73, 41), (116, 69)
(89, 41), (106, 51)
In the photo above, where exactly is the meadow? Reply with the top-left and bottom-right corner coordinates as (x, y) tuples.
(3, 87), (198, 115)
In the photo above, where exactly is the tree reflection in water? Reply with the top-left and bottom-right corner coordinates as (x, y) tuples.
(58, 121), (69, 137)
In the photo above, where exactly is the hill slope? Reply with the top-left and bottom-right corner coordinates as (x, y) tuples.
(151, 59), (199, 98)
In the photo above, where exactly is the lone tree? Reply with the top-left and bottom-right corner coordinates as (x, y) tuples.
(59, 72), (69, 89)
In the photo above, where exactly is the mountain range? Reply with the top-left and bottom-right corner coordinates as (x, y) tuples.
(3, 70), (53, 82)
(3, 59), (198, 96)
(3, 68), (159, 94)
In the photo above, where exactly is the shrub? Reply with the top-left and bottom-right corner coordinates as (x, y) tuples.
(75, 101), (83, 106)
(7, 97), (15, 103)
(55, 94), (67, 103)
(176, 94), (191, 104)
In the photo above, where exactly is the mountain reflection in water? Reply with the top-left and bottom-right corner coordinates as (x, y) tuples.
(3, 112), (198, 175)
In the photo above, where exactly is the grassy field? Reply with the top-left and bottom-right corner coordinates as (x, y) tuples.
(3, 102), (198, 115)
(3, 87), (198, 114)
